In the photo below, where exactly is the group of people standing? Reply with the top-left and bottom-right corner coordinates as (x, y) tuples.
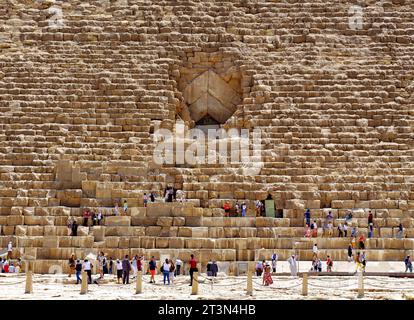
(0, 241), (20, 274)
(223, 201), (250, 217)
(68, 253), (203, 286)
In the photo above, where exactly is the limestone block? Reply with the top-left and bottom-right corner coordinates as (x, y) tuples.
(96, 183), (111, 199)
(257, 228), (275, 238)
(401, 218), (414, 228)
(237, 250), (256, 261)
(191, 227), (209, 238)
(26, 226), (44, 236)
(239, 227), (257, 238)
(185, 216), (203, 227)
(285, 199), (305, 210)
(306, 200), (320, 209)
(105, 216), (131, 226)
(130, 237), (141, 247)
(24, 216), (54, 226)
(379, 228), (393, 238)
(255, 217), (274, 227)
(385, 218), (401, 227)
(375, 210), (389, 218)
(212, 208), (225, 217)
(201, 239), (216, 249)
(178, 227), (192, 237)
(171, 206), (193, 217)
(332, 200), (355, 209)
(185, 238), (203, 249)
(92, 226), (105, 242)
(156, 217), (173, 227)
(224, 228), (239, 238)
(51, 207), (71, 216)
(104, 237), (120, 248)
(6, 215), (24, 225)
(10, 207), (23, 215)
(131, 217), (157, 226)
(140, 236), (155, 249)
(72, 236), (94, 249)
(173, 217), (186, 226)
(43, 236), (59, 248)
(169, 237), (185, 248)
(208, 227), (225, 238)
(147, 203), (172, 217)
(145, 226), (162, 236)
(132, 227), (146, 236)
(15, 225), (27, 236)
(57, 190), (82, 206)
(119, 237), (130, 249)
(23, 247), (37, 260)
(77, 226), (89, 236)
(403, 239), (414, 250)
(221, 249), (236, 261)
(43, 226), (57, 236)
(130, 207), (146, 218)
(388, 209), (404, 218)
(58, 237), (71, 247)
(156, 238), (169, 248)
(273, 218), (290, 227)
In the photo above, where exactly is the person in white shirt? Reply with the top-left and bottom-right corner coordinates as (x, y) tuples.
(7, 241), (13, 260)
(82, 259), (92, 284)
(116, 259), (123, 284)
(162, 259), (171, 285)
(312, 243), (318, 258)
(97, 210), (103, 225)
(175, 258), (183, 276)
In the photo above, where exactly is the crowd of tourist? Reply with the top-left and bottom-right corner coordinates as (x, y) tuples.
(67, 253), (212, 286)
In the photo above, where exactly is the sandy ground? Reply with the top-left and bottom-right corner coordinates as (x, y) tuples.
(1, 272), (414, 300)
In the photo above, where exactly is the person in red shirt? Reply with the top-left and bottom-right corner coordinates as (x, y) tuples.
(358, 234), (365, 249)
(189, 254), (198, 286)
(223, 202), (231, 217)
(326, 255), (333, 272)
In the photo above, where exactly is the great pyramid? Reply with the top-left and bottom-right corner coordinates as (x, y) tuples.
(0, 0), (413, 273)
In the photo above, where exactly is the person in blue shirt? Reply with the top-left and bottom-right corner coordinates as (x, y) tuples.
(304, 209), (311, 226)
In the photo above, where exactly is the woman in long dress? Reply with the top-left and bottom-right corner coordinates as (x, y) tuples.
(263, 264), (273, 286)
(288, 255), (298, 276)
(131, 255), (138, 277)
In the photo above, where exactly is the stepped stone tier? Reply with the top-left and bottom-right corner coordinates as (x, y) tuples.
(0, 0), (414, 274)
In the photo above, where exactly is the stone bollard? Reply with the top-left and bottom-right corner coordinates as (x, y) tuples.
(302, 273), (308, 296)
(80, 271), (88, 295)
(191, 272), (198, 295)
(136, 271), (142, 294)
(246, 271), (253, 296)
(25, 271), (33, 294)
(357, 272), (364, 298)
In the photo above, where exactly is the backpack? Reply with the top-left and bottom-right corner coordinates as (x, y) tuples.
(170, 264), (175, 272)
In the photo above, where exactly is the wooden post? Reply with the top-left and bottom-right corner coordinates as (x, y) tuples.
(80, 271), (88, 295)
(302, 273), (308, 296)
(136, 271), (142, 294)
(357, 272), (364, 298)
(246, 271), (253, 296)
(25, 271), (33, 294)
(191, 272), (198, 295)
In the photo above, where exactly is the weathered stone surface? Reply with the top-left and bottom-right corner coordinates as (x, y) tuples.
(105, 216), (131, 227)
